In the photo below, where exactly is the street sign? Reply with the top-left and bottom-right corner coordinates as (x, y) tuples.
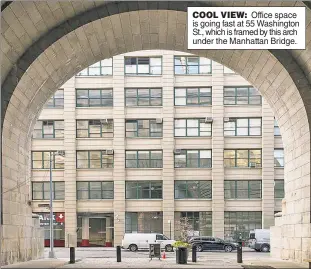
(55, 213), (65, 223)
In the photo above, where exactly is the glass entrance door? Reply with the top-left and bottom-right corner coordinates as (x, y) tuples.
(89, 218), (106, 246)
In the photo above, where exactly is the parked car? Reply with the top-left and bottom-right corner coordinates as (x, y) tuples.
(189, 236), (238, 252)
(121, 233), (175, 252)
(248, 229), (270, 252)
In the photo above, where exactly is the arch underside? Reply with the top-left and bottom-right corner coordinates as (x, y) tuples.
(1, 1), (311, 265)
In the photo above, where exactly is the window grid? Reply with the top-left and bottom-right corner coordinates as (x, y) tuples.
(125, 212), (163, 233)
(76, 59), (113, 76)
(32, 182), (65, 200)
(224, 149), (262, 168)
(174, 118), (212, 137)
(124, 57), (162, 75)
(224, 118), (262, 136)
(274, 149), (284, 167)
(125, 88), (162, 107)
(274, 180), (284, 199)
(76, 151), (114, 169)
(76, 89), (113, 107)
(33, 120), (64, 139)
(224, 87), (262, 105)
(125, 119), (163, 137)
(174, 149), (212, 168)
(224, 211), (262, 242)
(76, 181), (114, 199)
(174, 180), (212, 199)
(45, 89), (64, 108)
(174, 88), (212, 106)
(125, 150), (163, 168)
(174, 56), (212, 75)
(274, 119), (281, 136)
(125, 181), (162, 199)
(31, 151), (64, 169)
(224, 180), (262, 199)
(76, 120), (113, 138)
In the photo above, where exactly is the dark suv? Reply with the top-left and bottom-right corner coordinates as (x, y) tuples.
(189, 236), (238, 252)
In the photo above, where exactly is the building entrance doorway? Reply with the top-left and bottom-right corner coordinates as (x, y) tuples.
(77, 213), (114, 247)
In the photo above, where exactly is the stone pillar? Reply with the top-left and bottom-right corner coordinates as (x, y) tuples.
(64, 77), (77, 247)
(261, 100), (275, 228)
(211, 61), (225, 238)
(162, 51), (175, 238)
(112, 55), (126, 245)
(81, 217), (89, 247)
(106, 217), (113, 247)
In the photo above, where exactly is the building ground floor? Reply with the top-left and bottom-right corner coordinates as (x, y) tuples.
(35, 209), (280, 247)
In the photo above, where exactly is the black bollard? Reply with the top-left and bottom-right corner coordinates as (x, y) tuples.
(69, 247), (75, 264)
(192, 245), (197, 262)
(117, 246), (121, 262)
(237, 241), (243, 263)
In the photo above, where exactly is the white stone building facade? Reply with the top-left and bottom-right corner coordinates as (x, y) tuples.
(30, 50), (284, 248)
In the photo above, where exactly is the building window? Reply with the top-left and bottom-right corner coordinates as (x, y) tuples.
(224, 118), (261, 136)
(224, 181), (262, 199)
(224, 211), (262, 242)
(76, 89), (113, 107)
(274, 119), (281, 136)
(274, 149), (284, 167)
(274, 180), (284, 199)
(125, 88), (162, 106)
(32, 182), (65, 200)
(174, 119), (212, 137)
(76, 59), (113, 76)
(174, 88), (212, 106)
(125, 119), (162, 137)
(224, 87), (261, 105)
(33, 120), (64, 139)
(174, 212), (212, 240)
(125, 150), (163, 168)
(45, 89), (64, 108)
(126, 181), (162, 199)
(31, 151), (64, 169)
(125, 57), (162, 75)
(223, 66), (235, 74)
(175, 181), (212, 199)
(224, 149), (262, 168)
(76, 151), (114, 169)
(76, 120), (113, 138)
(76, 181), (114, 199)
(174, 56), (212, 75)
(125, 212), (163, 233)
(174, 149), (212, 168)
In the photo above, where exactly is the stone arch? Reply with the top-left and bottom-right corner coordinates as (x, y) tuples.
(1, 1), (311, 265)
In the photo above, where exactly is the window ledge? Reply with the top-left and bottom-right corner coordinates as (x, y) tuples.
(76, 137), (113, 140)
(76, 107), (113, 109)
(225, 167), (262, 169)
(77, 168), (114, 171)
(174, 136), (212, 139)
(175, 168), (212, 170)
(126, 106), (163, 108)
(125, 198), (163, 201)
(32, 169), (65, 171)
(125, 74), (162, 77)
(225, 199), (262, 201)
(174, 74), (212, 76)
(32, 200), (64, 201)
(126, 168), (163, 170)
(224, 136), (262, 138)
(75, 75), (113, 78)
(224, 105), (262, 107)
(274, 167), (284, 169)
(174, 198), (213, 201)
(77, 199), (114, 201)
(32, 138), (64, 140)
(126, 137), (162, 139)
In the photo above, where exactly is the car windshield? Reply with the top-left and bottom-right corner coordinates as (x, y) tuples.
(163, 235), (169, 240)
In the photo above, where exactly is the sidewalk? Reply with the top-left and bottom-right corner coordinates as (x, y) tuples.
(1, 258), (71, 269)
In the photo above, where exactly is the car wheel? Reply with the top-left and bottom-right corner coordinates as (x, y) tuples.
(165, 245), (173, 252)
(260, 245), (270, 252)
(224, 245), (233, 252)
(196, 245), (203, 252)
(129, 244), (138, 252)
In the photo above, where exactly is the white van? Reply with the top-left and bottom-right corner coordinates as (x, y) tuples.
(121, 233), (176, 252)
(248, 229), (270, 252)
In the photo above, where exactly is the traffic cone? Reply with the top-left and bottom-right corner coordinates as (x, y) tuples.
(162, 250), (166, 259)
